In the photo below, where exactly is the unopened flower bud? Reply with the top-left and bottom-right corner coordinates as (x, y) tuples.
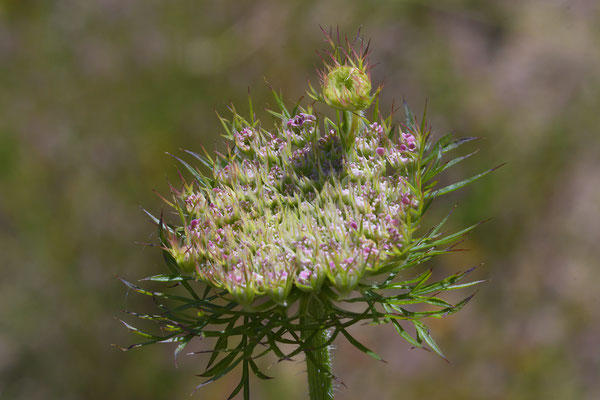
(322, 66), (372, 111)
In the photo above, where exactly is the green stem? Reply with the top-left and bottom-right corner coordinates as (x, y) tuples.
(302, 297), (334, 400)
(341, 110), (361, 153)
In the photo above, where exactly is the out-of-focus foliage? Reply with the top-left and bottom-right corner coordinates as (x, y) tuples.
(0, 1), (598, 399)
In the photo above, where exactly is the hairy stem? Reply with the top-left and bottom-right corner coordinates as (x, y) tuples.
(302, 297), (334, 400)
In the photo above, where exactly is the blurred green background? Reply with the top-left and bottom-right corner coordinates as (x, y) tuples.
(1, 1), (599, 399)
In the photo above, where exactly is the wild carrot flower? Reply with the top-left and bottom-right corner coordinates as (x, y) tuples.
(119, 30), (498, 400)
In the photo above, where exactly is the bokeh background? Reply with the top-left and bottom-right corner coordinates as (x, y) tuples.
(1, 1), (599, 399)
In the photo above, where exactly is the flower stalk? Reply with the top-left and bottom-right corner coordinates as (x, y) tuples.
(301, 295), (334, 400)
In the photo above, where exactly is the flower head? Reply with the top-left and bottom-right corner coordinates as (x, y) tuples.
(167, 107), (420, 304)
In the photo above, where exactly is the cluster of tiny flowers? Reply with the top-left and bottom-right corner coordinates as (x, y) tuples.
(169, 113), (419, 305)
(287, 112), (316, 128)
